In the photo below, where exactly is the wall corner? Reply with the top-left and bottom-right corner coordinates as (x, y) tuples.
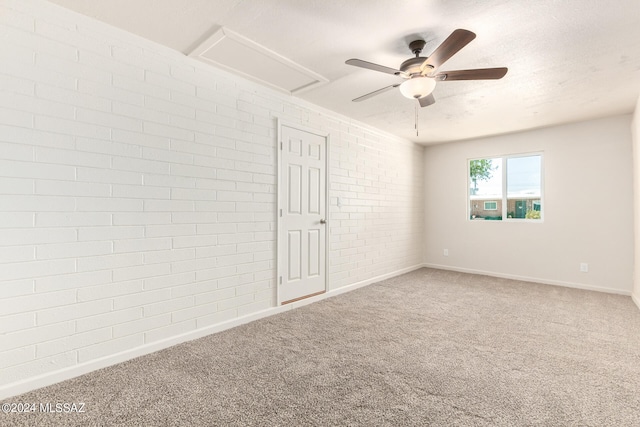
(632, 93), (640, 302)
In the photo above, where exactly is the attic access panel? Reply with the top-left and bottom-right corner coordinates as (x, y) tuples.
(189, 27), (328, 94)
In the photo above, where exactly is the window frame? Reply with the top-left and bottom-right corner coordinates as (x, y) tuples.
(468, 152), (544, 222)
(484, 201), (498, 211)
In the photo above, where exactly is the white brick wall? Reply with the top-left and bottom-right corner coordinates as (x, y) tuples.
(0, 0), (424, 390)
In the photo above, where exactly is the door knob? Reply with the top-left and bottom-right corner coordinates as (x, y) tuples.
(320, 219), (327, 224)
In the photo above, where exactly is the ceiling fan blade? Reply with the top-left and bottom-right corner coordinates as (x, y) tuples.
(434, 67), (508, 81)
(346, 59), (402, 76)
(418, 93), (435, 108)
(352, 84), (401, 102)
(421, 29), (476, 72)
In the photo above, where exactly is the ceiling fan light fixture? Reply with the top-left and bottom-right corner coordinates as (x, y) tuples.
(399, 76), (436, 100)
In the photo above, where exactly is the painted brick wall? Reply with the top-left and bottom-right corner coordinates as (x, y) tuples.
(0, 0), (424, 390)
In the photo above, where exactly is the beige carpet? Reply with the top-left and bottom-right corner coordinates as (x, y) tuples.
(2, 268), (640, 426)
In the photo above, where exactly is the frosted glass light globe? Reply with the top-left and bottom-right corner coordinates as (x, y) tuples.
(399, 77), (436, 99)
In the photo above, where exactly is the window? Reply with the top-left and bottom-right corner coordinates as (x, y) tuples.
(469, 154), (543, 221)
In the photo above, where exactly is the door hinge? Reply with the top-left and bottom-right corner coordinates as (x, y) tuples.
(280, 208), (282, 217)
(280, 141), (283, 150)
(279, 276), (282, 284)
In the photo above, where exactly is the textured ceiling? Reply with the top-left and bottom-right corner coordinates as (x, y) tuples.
(47, 0), (640, 144)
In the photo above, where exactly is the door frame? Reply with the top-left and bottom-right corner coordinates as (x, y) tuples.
(276, 119), (330, 306)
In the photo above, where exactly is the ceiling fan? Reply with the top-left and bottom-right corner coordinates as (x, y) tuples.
(346, 29), (508, 108)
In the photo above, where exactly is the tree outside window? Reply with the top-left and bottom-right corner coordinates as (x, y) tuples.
(469, 159), (496, 195)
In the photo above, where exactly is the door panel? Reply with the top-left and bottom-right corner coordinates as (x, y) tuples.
(279, 124), (327, 304)
(515, 200), (526, 218)
(308, 167), (320, 214)
(308, 229), (320, 277)
(288, 231), (301, 281)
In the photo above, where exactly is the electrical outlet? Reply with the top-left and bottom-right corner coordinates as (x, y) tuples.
(443, 249), (449, 256)
(580, 263), (588, 273)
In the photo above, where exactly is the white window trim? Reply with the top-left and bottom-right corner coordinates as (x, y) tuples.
(468, 152), (544, 222)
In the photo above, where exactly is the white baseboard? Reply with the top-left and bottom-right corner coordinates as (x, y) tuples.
(0, 264), (422, 401)
(289, 263), (424, 310)
(422, 263), (632, 296)
(632, 292), (640, 310)
(0, 305), (289, 401)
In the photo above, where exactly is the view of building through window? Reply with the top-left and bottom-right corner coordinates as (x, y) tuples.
(469, 154), (542, 221)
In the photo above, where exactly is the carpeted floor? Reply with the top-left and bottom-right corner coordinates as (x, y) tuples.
(2, 268), (640, 426)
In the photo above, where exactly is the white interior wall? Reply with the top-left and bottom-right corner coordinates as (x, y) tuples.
(632, 95), (640, 308)
(424, 115), (634, 294)
(0, 0), (424, 398)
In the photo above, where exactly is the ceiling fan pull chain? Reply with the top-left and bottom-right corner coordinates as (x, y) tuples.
(415, 102), (419, 136)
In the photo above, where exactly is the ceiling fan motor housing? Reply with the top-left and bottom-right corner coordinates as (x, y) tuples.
(400, 40), (435, 76)
(400, 57), (433, 76)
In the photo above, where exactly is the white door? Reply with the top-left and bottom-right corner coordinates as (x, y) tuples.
(278, 123), (327, 304)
